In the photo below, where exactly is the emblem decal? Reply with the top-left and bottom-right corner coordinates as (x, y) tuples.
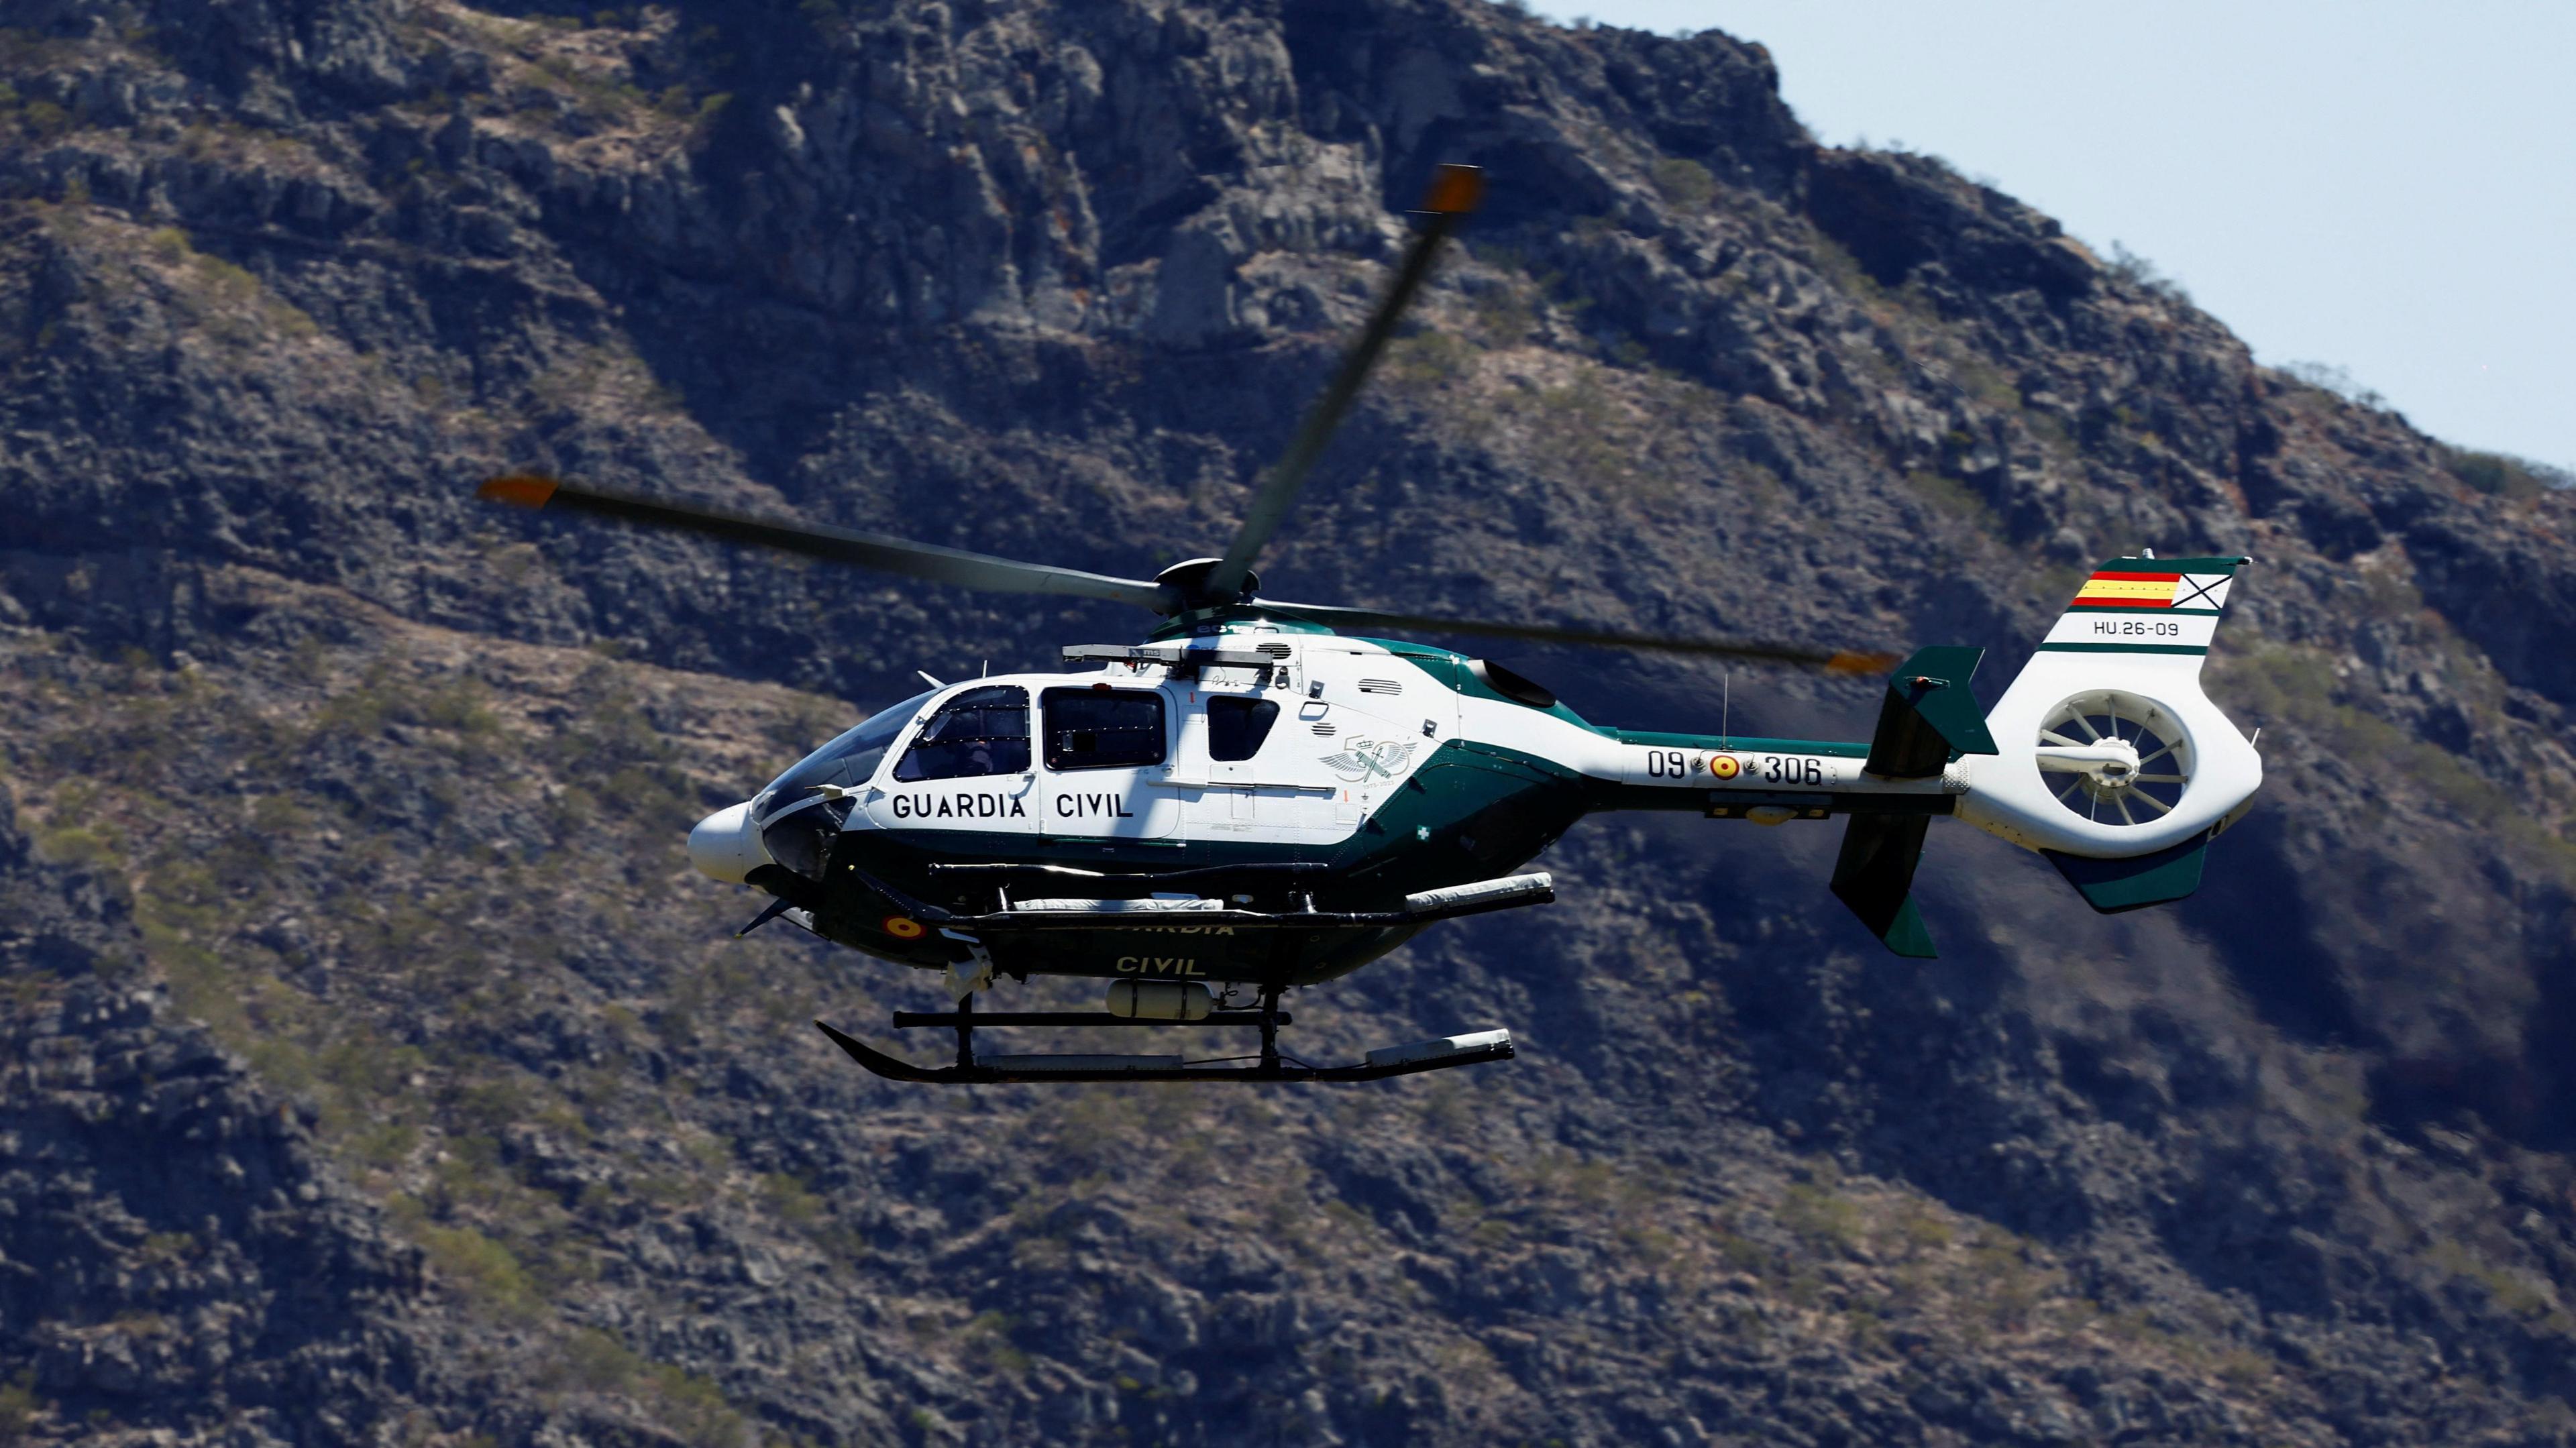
(1320, 738), (1417, 783)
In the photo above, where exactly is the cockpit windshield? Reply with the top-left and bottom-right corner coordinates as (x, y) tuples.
(762, 689), (934, 803)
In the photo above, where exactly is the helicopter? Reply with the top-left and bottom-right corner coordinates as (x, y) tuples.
(479, 166), (2263, 1084)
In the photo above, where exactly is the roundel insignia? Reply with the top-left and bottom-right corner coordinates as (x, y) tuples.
(882, 915), (926, 940)
(1711, 755), (1741, 780)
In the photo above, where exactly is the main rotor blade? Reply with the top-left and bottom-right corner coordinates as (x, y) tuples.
(1258, 599), (1899, 674)
(1201, 164), (1485, 602)
(478, 476), (1173, 610)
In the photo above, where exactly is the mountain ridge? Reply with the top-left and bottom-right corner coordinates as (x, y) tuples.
(3, 0), (2575, 1443)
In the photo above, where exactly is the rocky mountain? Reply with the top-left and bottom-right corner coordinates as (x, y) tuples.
(3, 0), (2575, 1443)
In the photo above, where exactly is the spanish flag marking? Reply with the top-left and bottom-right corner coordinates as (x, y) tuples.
(2072, 571), (2180, 608)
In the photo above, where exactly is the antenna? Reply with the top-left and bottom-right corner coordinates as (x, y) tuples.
(1721, 671), (1731, 750)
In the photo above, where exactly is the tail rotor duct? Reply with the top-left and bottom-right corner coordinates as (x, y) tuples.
(2033, 690), (2193, 828)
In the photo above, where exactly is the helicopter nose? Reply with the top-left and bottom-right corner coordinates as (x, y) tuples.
(688, 801), (771, 884)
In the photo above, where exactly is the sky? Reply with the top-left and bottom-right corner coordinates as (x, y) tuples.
(1523, 1), (2576, 471)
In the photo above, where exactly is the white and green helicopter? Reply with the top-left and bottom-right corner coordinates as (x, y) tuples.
(481, 168), (2261, 1084)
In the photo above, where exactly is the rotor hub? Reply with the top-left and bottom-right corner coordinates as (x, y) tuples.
(1154, 557), (1259, 614)
(2055, 738), (2143, 797)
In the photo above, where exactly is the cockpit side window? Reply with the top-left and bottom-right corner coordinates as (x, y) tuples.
(1042, 687), (1166, 770)
(894, 685), (1032, 781)
(1207, 696), (1280, 761)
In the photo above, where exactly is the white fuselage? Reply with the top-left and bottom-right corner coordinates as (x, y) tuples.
(691, 620), (2259, 887)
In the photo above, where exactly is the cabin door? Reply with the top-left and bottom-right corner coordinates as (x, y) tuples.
(1035, 684), (1180, 841)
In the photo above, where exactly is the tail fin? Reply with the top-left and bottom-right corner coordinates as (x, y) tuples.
(1958, 554), (2262, 907)
(1829, 646), (2000, 958)
(2023, 555), (2250, 680)
(1831, 816), (1939, 957)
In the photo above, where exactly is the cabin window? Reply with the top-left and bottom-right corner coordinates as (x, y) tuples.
(1042, 687), (1166, 770)
(894, 685), (1031, 781)
(1207, 696), (1280, 761)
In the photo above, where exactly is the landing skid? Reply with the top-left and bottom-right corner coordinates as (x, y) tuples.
(812, 1002), (1514, 1084)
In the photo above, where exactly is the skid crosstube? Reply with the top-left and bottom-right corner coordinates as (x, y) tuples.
(812, 1019), (1514, 1084)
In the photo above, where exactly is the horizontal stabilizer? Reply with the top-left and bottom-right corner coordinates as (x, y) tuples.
(2043, 829), (2215, 914)
(1830, 814), (1939, 958)
(1865, 647), (1999, 778)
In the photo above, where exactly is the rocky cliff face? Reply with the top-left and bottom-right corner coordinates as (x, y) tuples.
(0, 793), (446, 1443)
(4, 0), (2575, 1443)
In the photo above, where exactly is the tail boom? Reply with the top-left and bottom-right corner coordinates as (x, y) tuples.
(1562, 554), (2263, 954)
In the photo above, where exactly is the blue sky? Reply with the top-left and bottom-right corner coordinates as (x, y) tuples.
(1525, 1), (2576, 471)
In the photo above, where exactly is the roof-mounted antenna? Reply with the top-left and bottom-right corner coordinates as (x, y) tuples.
(917, 669), (946, 689)
(1721, 671), (1731, 751)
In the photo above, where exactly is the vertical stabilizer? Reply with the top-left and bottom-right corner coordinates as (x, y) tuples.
(1831, 647), (1998, 957)
(1960, 555), (2261, 875)
(1831, 815), (1939, 957)
(2025, 556), (2249, 678)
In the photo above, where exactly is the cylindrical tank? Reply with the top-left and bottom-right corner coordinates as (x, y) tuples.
(1106, 980), (1214, 1021)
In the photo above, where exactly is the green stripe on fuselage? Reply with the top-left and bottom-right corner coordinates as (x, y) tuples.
(1613, 730), (1870, 757)
(2034, 643), (2209, 655)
